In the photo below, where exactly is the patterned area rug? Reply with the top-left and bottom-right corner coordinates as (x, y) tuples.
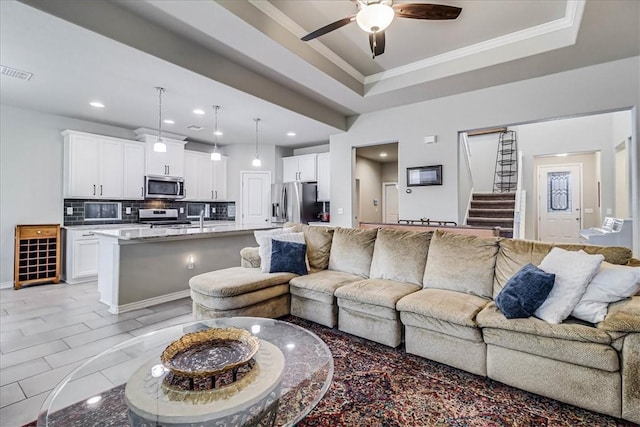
(25, 315), (636, 427)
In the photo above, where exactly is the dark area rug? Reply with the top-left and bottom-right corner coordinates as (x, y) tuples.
(25, 315), (637, 427)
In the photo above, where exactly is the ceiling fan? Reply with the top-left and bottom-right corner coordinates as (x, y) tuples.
(301, 1), (462, 58)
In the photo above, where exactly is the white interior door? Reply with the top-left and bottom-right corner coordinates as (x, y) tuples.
(615, 140), (630, 218)
(538, 164), (582, 243)
(241, 171), (271, 226)
(383, 182), (399, 223)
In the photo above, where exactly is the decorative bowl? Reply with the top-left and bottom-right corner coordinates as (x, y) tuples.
(160, 327), (260, 378)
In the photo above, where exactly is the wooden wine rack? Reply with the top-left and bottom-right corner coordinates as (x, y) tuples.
(14, 224), (61, 290)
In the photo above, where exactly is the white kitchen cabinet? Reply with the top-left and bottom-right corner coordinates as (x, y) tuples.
(317, 152), (330, 202)
(211, 156), (228, 200)
(62, 228), (99, 284)
(141, 137), (186, 177)
(283, 153), (317, 182)
(63, 130), (124, 199)
(183, 151), (228, 201)
(122, 142), (145, 199)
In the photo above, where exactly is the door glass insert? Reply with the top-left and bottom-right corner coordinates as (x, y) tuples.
(547, 171), (571, 212)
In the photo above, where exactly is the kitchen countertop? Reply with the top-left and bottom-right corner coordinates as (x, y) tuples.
(63, 221), (235, 231)
(90, 222), (274, 242)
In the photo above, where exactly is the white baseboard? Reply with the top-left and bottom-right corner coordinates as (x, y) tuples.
(103, 289), (191, 314)
(1, 281), (14, 290)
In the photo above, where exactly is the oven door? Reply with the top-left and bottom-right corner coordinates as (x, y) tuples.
(145, 176), (185, 199)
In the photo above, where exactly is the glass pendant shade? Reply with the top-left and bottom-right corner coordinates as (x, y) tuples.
(210, 151), (221, 161)
(153, 87), (167, 153)
(252, 156), (262, 167)
(356, 3), (394, 33)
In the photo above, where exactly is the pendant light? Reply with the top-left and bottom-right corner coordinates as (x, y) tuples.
(252, 118), (262, 167)
(210, 105), (221, 161)
(153, 87), (167, 153)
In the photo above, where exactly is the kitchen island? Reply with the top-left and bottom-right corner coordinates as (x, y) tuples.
(92, 223), (273, 313)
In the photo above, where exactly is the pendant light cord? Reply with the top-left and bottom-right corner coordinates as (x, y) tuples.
(213, 105), (219, 149)
(156, 87), (164, 142)
(254, 118), (261, 157)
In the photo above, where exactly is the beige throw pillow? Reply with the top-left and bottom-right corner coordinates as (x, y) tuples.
(369, 228), (432, 286)
(328, 227), (378, 277)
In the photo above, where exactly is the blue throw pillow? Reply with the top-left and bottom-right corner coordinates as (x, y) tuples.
(495, 263), (555, 319)
(269, 239), (308, 276)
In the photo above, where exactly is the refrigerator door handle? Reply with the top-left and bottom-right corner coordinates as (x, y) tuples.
(282, 186), (288, 221)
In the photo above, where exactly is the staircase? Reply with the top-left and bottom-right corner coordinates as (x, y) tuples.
(467, 193), (516, 237)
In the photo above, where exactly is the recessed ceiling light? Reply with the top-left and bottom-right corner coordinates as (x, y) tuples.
(163, 119), (175, 124)
(556, 153), (569, 157)
(193, 109), (205, 115)
(89, 101), (105, 108)
(379, 152), (388, 157)
(214, 130), (223, 136)
(287, 131), (296, 137)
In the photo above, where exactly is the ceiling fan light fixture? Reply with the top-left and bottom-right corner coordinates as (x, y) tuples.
(356, 3), (394, 33)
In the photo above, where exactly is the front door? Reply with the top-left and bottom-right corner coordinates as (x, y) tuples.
(241, 171), (271, 226)
(538, 164), (582, 243)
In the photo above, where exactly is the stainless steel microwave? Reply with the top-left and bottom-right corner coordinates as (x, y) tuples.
(145, 175), (185, 199)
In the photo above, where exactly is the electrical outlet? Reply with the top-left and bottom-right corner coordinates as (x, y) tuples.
(212, 207), (216, 213)
(337, 208), (344, 215)
(125, 207), (132, 214)
(606, 208), (613, 215)
(66, 207), (73, 215)
(179, 207), (184, 214)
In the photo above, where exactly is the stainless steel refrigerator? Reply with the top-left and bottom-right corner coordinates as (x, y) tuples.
(271, 182), (321, 225)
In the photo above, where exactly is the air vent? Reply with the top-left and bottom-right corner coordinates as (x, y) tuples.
(0, 65), (33, 81)
(186, 125), (204, 131)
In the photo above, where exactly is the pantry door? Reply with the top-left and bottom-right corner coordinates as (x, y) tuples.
(537, 164), (582, 243)
(240, 171), (271, 226)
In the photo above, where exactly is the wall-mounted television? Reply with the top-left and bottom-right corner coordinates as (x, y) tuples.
(407, 164), (442, 186)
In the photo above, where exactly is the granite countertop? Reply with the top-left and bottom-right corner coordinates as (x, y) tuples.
(90, 222), (273, 241)
(63, 221), (236, 231)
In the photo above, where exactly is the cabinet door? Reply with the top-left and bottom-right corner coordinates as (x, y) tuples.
(73, 238), (99, 278)
(317, 153), (330, 202)
(166, 141), (185, 177)
(212, 157), (227, 200)
(282, 157), (299, 182)
(196, 155), (213, 200)
(145, 141), (169, 176)
(123, 143), (145, 199)
(183, 151), (200, 201)
(67, 135), (100, 197)
(98, 140), (124, 198)
(297, 154), (317, 182)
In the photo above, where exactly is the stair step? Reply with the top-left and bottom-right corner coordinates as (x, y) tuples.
(468, 208), (514, 218)
(467, 217), (514, 227)
(472, 193), (516, 201)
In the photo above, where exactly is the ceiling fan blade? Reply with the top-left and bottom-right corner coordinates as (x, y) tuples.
(368, 31), (386, 58)
(301, 16), (356, 41)
(392, 3), (462, 20)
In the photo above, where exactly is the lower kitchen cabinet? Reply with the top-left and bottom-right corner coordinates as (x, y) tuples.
(62, 228), (99, 284)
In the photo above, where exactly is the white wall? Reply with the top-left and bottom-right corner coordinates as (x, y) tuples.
(0, 105), (138, 286)
(355, 156), (383, 223)
(330, 57), (640, 255)
(293, 144), (329, 155)
(468, 133), (500, 192)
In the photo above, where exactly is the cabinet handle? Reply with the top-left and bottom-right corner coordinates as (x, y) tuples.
(82, 233), (94, 237)
(211, 190), (214, 199)
(100, 184), (103, 196)
(93, 184), (96, 195)
(215, 190), (218, 199)
(141, 186), (144, 197)
(167, 165), (170, 175)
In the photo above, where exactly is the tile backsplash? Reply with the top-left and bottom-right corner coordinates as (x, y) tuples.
(63, 199), (235, 226)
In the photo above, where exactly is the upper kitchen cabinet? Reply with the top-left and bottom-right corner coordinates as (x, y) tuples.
(136, 133), (186, 177)
(211, 156), (228, 200)
(283, 153), (317, 182)
(123, 142), (145, 199)
(316, 152), (330, 202)
(63, 130), (126, 199)
(183, 150), (228, 201)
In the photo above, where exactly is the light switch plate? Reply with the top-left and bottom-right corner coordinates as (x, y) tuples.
(606, 208), (613, 214)
(337, 208), (344, 214)
(66, 207), (73, 215)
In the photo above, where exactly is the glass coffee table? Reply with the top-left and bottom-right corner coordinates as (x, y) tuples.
(37, 317), (333, 426)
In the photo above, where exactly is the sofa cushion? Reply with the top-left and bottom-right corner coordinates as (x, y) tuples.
(494, 239), (633, 298)
(495, 263), (555, 319)
(400, 312), (484, 342)
(328, 227), (378, 277)
(289, 270), (361, 303)
(397, 288), (489, 328)
(189, 267), (295, 297)
(269, 239), (307, 276)
(571, 262), (640, 323)
(534, 248), (604, 324)
(289, 224), (334, 270)
(369, 229), (432, 286)
(191, 284), (289, 310)
(477, 302), (612, 345)
(240, 247), (261, 268)
(422, 230), (499, 299)
(335, 278), (420, 309)
(483, 328), (619, 372)
(597, 296), (640, 333)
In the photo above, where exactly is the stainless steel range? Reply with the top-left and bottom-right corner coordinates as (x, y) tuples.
(138, 209), (192, 228)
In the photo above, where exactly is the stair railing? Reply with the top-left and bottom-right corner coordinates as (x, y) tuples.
(513, 150), (526, 239)
(459, 132), (474, 225)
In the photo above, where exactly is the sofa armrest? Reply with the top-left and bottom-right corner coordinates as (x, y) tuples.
(597, 295), (640, 333)
(240, 247), (261, 268)
(622, 333), (640, 423)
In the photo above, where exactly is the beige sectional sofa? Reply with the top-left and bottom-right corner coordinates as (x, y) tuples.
(188, 223), (640, 423)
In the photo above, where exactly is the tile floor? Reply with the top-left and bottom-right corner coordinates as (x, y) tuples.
(0, 281), (193, 426)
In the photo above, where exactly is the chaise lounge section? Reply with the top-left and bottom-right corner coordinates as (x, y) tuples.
(188, 223), (640, 423)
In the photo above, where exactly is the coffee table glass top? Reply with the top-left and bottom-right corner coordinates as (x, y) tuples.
(37, 317), (334, 427)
